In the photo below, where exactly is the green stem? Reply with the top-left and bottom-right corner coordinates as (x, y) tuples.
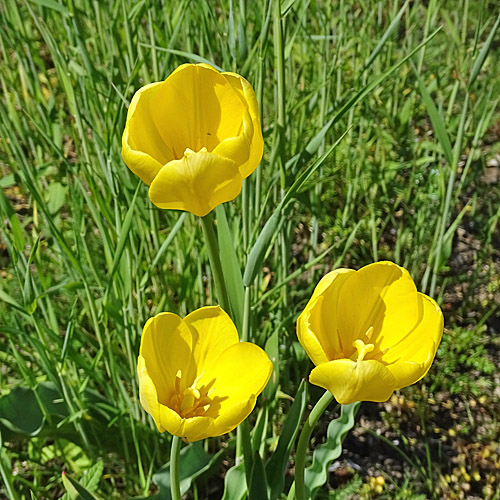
(200, 212), (253, 472)
(200, 212), (231, 313)
(294, 391), (334, 500)
(241, 286), (251, 342)
(273, 0), (286, 190)
(236, 285), (252, 464)
(170, 435), (182, 500)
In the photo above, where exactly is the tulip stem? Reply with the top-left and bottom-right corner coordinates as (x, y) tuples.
(294, 390), (334, 500)
(200, 212), (231, 313)
(170, 435), (182, 500)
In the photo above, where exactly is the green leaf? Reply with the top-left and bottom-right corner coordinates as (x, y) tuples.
(362, 0), (410, 72)
(79, 461), (104, 492)
(0, 444), (20, 500)
(263, 330), (279, 401)
(440, 202), (473, 267)
(413, 66), (454, 166)
(249, 451), (268, 500)
(137, 44), (224, 71)
(0, 188), (25, 252)
(216, 204), (245, 331)
(468, 13), (500, 88)
(292, 27), (441, 170)
(46, 181), (68, 215)
(140, 212), (187, 288)
(305, 402), (361, 499)
(221, 462), (247, 500)
(28, 0), (70, 15)
(243, 129), (348, 287)
(280, 0), (299, 17)
(243, 208), (282, 286)
(251, 406), (269, 454)
(151, 440), (230, 499)
(0, 382), (117, 445)
(0, 382), (67, 439)
(107, 182), (141, 283)
(62, 471), (99, 500)
(265, 380), (308, 500)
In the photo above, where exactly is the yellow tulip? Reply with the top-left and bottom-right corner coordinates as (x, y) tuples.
(137, 306), (272, 442)
(122, 63), (263, 217)
(297, 261), (443, 404)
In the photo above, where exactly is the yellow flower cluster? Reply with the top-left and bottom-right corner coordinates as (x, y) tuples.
(123, 64), (444, 443)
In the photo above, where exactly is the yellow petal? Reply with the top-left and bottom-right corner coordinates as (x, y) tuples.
(309, 359), (396, 405)
(383, 293), (443, 363)
(386, 356), (432, 390)
(137, 355), (163, 431)
(149, 64), (246, 158)
(158, 404), (215, 442)
(209, 397), (256, 437)
(209, 342), (272, 400)
(337, 261), (420, 353)
(148, 149), (242, 217)
(205, 342), (272, 432)
(212, 108), (253, 171)
(222, 71), (264, 178)
(297, 269), (355, 365)
(122, 82), (174, 185)
(183, 306), (240, 373)
(139, 313), (195, 403)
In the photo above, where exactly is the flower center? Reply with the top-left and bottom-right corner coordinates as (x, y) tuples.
(352, 339), (374, 362)
(169, 370), (215, 419)
(346, 326), (388, 362)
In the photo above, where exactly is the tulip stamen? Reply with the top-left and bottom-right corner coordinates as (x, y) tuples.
(175, 370), (182, 393)
(364, 326), (374, 341)
(352, 339), (375, 362)
(370, 347), (389, 361)
(171, 370), (217, 418)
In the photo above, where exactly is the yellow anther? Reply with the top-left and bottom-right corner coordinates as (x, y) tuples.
(185, 386), (201, 400)
(191, 371), (205, 388)
(184, 146), (207, 156)
(364, 326), (374, 341)
(175, 370), (182, 392)
(180, 386), (200, 412)
(353, 339), (374, 362)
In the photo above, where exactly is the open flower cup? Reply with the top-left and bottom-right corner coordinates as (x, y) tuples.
(297, 261), (444, 405)
(122, 63), (264, 217)
(138, 306), (272, 442)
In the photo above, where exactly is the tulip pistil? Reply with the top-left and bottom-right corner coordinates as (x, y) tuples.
(170, 370), (215, 418)
(352, 339), (375, 362)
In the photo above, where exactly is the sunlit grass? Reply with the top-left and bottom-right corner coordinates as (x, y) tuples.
(0, 0), (499, 498)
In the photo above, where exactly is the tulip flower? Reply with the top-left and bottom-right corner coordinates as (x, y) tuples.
(122, 63), (263, 217)
(137, 306), (272, 442)
(297, 261), (443, 404)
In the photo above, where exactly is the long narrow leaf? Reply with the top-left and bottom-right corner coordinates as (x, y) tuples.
(413, 65), (454, 165)
(216, 204), (245, 331)
(265, 380), (308, 500)
(468, 13), (500, 88)
(305, 402), (361, 499)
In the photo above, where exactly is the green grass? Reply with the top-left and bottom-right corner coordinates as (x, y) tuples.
(1, 0), (499, 498)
